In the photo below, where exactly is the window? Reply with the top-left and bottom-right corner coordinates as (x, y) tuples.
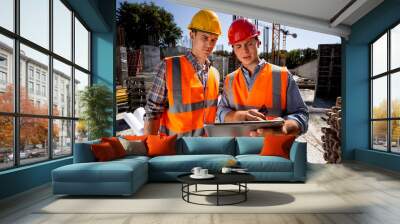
(28, 81), (34, 94)
(53, 119), (72, 158)
(0, 71), (6, 85)
(36, 83), (40, 95)
(0, 55), (7, 67)
(371, 23), (400, 154)
(29, 67), (34, 80)
(20, 117), (49, 165)
(75, 17), (90, 70)
(20, 0), (49, 49)
(42, 85), (46, 97)
(0, 0), (91, 170)
(35, 70), (41, 81)
(0, 116), (13, 170)
(53, 0), (72, 60)
(53, 59), (72, 117)
(0, 34), (13, 113)
(0, 0), (14, 32)
(74, 69), (89, 118)
(0, 54), (7, 88)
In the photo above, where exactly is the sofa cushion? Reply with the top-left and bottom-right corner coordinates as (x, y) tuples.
(147, 135), (177, 157)
(260, 134), (296, 159)
(52, 159), (147, 183)
(179, 137), (235, 155)
(236, 155), (293, 172)
(236, 137), (264, 155)
(148, 154), (235, 172)
(73, 140), (100, 163)
(115, 155), (150, 164)
(91, 142), (118, 161)
(124, 135), (148, 141)
(101, 137), (127, 158)
(119, 138), (147, 156)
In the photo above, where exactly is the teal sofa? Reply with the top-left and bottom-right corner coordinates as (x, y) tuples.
(52, 137), (307, 196)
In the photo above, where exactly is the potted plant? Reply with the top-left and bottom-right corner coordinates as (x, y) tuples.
(79, 84), (113, 140)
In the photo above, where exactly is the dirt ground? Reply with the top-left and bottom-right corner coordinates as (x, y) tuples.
(298, 88), (329, 164)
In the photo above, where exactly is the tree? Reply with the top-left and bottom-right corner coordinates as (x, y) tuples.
(285, 49), (302, 69)
(372, 99), (400, 141)
(259, 52), (271, 61)
(285, 48), (318, 69)
(213, 50), (231, 57)
(117, 2), (182, 49)
(0, 85), (59, 150)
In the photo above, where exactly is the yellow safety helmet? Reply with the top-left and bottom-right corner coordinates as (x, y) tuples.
(188, 9), (222, 36)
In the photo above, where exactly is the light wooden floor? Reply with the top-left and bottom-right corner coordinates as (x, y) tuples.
(1, 162), (400, 224)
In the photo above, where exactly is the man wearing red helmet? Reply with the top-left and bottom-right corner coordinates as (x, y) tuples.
(217, 19), (308, 136)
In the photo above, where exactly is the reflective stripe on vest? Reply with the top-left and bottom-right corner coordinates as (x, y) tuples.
(159, 56), (218, 137)
(226, 63), (288, 117)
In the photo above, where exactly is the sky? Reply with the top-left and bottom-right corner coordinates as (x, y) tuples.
(116, 0), (342, 52)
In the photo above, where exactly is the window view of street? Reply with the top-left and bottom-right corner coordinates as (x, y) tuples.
(0, 0), (90, 170)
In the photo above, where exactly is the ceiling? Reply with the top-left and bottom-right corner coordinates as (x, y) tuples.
(169, 0), (384, 38)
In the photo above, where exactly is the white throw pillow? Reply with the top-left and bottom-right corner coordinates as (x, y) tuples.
(119, 138), (147, 156)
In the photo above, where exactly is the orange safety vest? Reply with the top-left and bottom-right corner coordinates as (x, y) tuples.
(159, 56), (219, 137)
(224, 63), (288, 118)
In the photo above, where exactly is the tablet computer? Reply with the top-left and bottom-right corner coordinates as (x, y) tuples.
(204, 118), (285, 137)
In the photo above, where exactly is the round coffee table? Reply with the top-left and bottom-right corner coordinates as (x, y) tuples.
(177, 173), (255, 206)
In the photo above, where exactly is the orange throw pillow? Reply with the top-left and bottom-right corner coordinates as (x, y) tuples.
(91, 142), (117, 161)
(124, 135), (148, 141)
(101, 137), (126, 158)
(146, 135), (177, 157)
(260, 134), (296, 159)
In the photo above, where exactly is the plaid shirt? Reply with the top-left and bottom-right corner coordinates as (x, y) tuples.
(144, 51), (211, 120)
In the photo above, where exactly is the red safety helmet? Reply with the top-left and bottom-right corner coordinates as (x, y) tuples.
(228, 19), (260, 45)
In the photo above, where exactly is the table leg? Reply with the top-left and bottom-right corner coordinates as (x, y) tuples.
(195, 184), (197, 192)
(217, 184), (219, 206)
(187, 184), (190, 202)
(245, 183), (247, 201)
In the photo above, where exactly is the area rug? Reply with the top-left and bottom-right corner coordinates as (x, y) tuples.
(37, 183), (361, 214)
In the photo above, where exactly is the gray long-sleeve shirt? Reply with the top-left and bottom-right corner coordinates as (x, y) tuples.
(216, 59), (309, 134)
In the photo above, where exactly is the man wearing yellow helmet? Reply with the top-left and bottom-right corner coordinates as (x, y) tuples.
(144, 9), (222, 137)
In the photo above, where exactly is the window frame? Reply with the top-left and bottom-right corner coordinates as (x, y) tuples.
(0, 0), (92, 171)
(370, 20), (400, 154)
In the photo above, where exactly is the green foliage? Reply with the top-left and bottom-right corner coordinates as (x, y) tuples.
(117, 2), (182, 48)
(285, 48), (318, 69)
(259, 52), (271, 61)
(213, 50), (231, 57)
(79, 84), (113, 140)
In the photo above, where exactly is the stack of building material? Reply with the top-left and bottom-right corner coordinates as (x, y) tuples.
(321, 97), (342, 163)
(116, 86), (129, 113)
(296, 77), (316, 89)
(127, 73), (154, 112)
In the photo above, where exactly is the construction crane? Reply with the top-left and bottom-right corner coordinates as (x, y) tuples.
(271, 23), (297, 66)
(280, 27), (297, 66)
(271, 23), (281, 65)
